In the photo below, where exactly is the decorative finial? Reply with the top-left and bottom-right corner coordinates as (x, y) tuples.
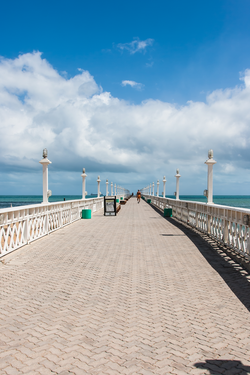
(82, 168), (85, 173)
(43, 148), (48, 158)
(208, 149), (213, 159)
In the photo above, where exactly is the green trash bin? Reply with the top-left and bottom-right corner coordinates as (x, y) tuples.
(120, 197), (123, 200)
(147, 199), (151, 203)
(164, 208), (172, 217)
(81, 209), (91, 219)
(116, 199), (119, 203)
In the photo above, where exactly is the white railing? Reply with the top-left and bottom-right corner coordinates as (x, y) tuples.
(0, 197), (105, 258)
(143, 195), (250, 260)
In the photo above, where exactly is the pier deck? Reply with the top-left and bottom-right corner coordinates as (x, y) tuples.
(1, 198), (250, 374)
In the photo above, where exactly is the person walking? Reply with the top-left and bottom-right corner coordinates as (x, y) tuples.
(137, 190), (141, 203)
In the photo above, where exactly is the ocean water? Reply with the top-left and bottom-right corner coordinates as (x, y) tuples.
(0, 194), (101, 210)
(0, 195), (250, 210)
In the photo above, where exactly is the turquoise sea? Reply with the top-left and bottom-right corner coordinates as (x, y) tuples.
(0, 195), (250, 210)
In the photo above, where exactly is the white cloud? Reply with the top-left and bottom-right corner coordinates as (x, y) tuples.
(1, 52), (250, 194)
(121, 80), (144, 90)
(117, 38), (154, 54)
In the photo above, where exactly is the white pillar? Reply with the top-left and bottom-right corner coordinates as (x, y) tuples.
(114, 184), (116, 195)
(149, 184), (151, 195)
(39, 149), (52, 204)
(157, 180), (159, 197)
(163, 176), (166, 198)
(111, 182), (113, 196)
(175, 169), (181, 200)
(152, 182), (155, 196)
(97, 176), (101, 198)
(205, 149), (216, 204)
(106, 179), (109, 196)
(81, 168), (87, 199)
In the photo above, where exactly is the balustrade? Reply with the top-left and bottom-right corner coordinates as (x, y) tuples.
(0, 197), (105, 257)
(144, 194), (250, 259)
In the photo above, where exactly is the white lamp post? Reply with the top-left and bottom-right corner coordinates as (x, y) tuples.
(149, 183), (151, 195)
(152, 182), (155, 196)
(97, 176), (101, 197)
(39, 148), (52, 204)
(175, 169), (181, 200)
(163, 176), (166, 198)
(106, 179), (109, 196)
(205, 149), (216, 204)
(157, 180), (159, 197)
(114, 183), (116, 195)
(111, 182), (113, 196)
(81, 168), (87, 199)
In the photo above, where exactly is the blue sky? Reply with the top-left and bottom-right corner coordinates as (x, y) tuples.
(0, 0), (250, 196)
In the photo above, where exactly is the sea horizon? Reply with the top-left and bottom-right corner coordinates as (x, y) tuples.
(1, 194), (250, 210)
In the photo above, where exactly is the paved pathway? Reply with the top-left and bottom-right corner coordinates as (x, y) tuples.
(1, 198), (250, 375)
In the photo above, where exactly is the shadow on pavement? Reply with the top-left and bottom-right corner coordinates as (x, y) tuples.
(194, 359), (250, 374)
(150, 203), (250, 313)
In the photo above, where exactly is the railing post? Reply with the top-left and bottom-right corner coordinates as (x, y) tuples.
(223, 219), (229, 244)
(81, 168), (87, 199)
(175, 169), (181, 200)
(207, 214), (211, 234)
(163, 176), (166, 198)
(24, 210), (29, 244)
(205, 149), (216, 204)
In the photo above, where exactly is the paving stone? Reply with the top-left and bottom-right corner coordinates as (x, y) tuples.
(1, 198), (250, 374)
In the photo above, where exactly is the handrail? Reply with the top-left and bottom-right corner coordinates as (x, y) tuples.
(0, 196), (114, 258)
(143, 195), (250, 260)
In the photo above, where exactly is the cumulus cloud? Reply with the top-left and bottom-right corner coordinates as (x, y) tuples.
(121, 80), (144, 90)
(0, 52), (250, 194)
(117, 38), (154, 54)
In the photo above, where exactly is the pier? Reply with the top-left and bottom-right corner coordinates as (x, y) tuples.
(1, 197), (250, 374)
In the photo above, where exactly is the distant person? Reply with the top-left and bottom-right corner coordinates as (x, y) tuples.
(137, 190), (141, 203)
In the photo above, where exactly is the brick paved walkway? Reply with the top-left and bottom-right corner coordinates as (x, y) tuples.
(1, 198), (250, 375)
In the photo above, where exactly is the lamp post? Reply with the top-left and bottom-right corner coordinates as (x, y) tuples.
(106, 179), (109, 196)
(149, 183), (151, 196)
(152, 182), (155, 196)
(175, 169), (181, 200)
(163, 176), (166, 198)
(39, 148), (52, 204)
(157, 180), (159, 197)
(111, 182), (113, 196)
(81, 168), (87, 199)
(97, 176), (101, 198)
(114, 183), (116, 195)
(205, 149), (216, 204)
